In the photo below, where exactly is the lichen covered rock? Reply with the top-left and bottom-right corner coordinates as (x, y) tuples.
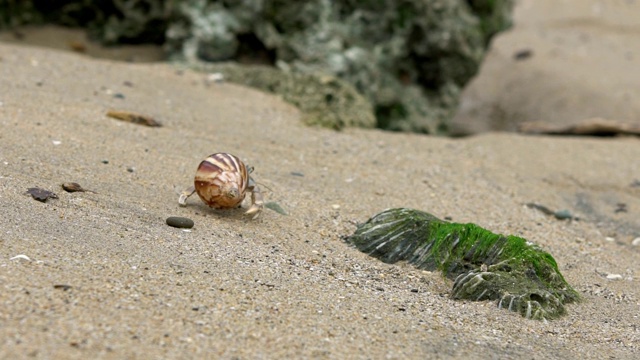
(345, 208), (580, 320)
(167, 0), (514, 133)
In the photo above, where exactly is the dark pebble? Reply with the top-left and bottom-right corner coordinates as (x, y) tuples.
(166, 216), (194, 229)
(53, 284), (72, 291)
(26, 187), (58, 202)
(513, 49), (533, 60)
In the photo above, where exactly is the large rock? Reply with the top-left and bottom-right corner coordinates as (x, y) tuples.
(450, 0), (640, 136)
(167, 0), (514, 133)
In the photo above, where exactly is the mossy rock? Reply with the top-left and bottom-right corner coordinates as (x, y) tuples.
(345, 208), (581, 320)
(167, 0), (515, 134)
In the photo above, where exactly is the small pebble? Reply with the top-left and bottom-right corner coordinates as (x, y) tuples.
(553, 210), (572, 220)
(62, 182), (86, 192)
(26, 187), (58, 202)
(513, 49), (533, 60)
(606, 274), (623, 280)
(265, 201), (287, 215)
(166, 216), (194, 229)
(206, 73), (225, 83)
(106, 110), (161, 127)
(632, 237), (640, 246)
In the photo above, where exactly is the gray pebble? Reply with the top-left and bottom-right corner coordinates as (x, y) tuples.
(166, 216), (194, 229)
(265, 201), (288, 215)
(553, 209), (573, 220)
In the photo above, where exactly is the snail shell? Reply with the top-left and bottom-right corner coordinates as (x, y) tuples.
(194, 153), (249, 209)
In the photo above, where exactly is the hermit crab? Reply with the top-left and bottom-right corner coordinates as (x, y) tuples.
(178, 152), (263, 217)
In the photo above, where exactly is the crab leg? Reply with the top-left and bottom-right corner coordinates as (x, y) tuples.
(178, 185), (196, 206)
(244, 177), (264, 216)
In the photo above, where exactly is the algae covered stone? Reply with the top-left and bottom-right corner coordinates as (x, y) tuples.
(345, 208), (580, 320)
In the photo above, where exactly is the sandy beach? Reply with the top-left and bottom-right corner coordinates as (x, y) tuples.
(0, 38), (638, 359)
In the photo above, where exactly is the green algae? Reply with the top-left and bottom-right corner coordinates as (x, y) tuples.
(345, 208), (580, 320)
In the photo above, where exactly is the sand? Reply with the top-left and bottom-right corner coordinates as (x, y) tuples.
(1, 18), (639, 360)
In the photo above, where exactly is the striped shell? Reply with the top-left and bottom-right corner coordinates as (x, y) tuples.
(194, 153), (249, 209)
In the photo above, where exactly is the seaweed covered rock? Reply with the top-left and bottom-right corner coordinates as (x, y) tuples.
(345, 208), (580, 320)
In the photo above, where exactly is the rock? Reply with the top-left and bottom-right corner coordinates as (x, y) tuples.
(167, 0), (515, 133)
(518, 118), (640, 137)
(166, 216), (194, 229)
(450, 0), (640, 136)
(26, 187), (58, 202)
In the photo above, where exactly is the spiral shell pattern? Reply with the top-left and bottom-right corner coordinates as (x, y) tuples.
(194, 153), (249, 209)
